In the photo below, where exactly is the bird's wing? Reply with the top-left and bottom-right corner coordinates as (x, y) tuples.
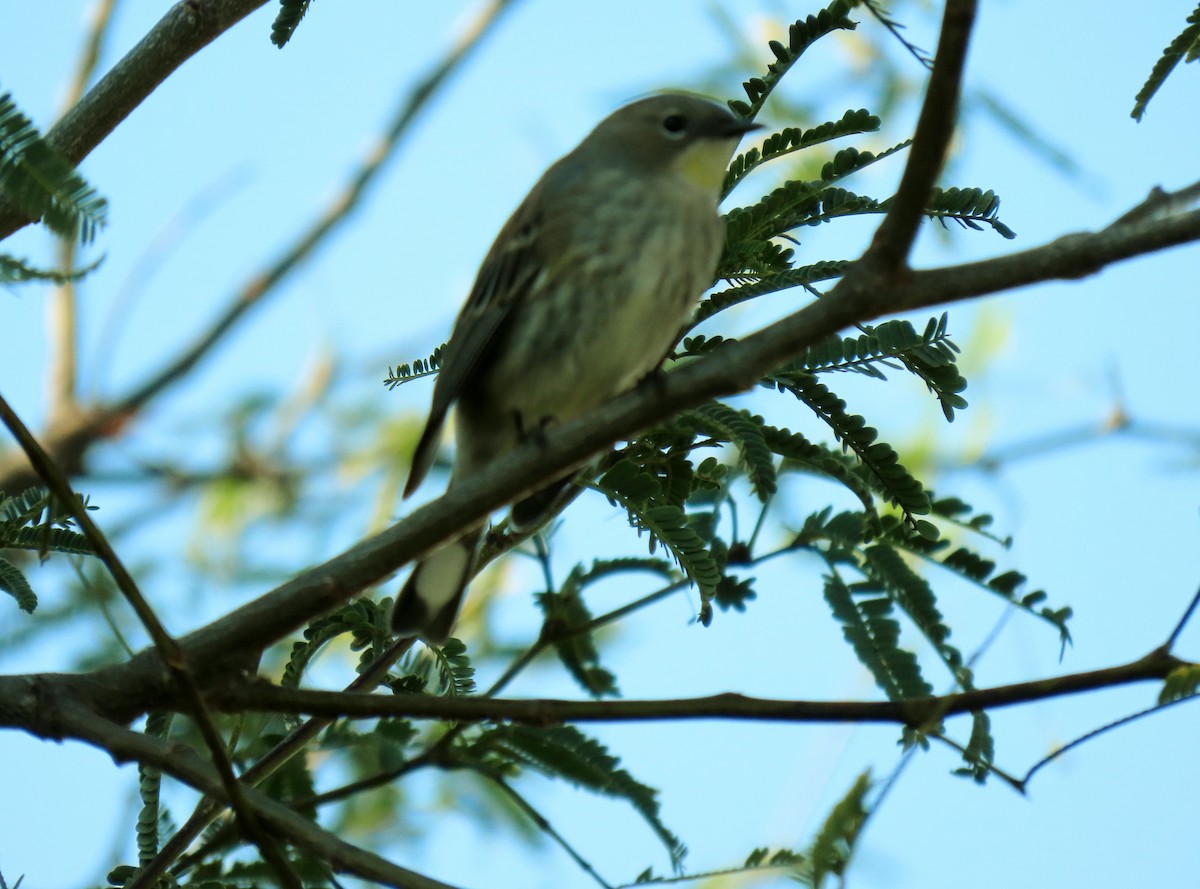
(403, 206), (545, 497)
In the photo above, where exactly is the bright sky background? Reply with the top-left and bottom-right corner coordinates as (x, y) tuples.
(1, 2), (1199, 888)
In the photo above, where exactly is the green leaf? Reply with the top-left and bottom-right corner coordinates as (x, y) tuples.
(884, 514), (1072, 645)
(921, 186), (1016, 239)
(1132, 3), (1200, 120)
(863, 544), (968, 685)
(433, 637), (476, 696)
(952, 711), (996, 784)
(0, 252), (102, 284)
(679, 403), (777, 501)
(0, 557), (37, 613)
(0, 89), (108, 243)
(385, 343), (444, 390)
(699, 260), (851, 324)
(725, 143), (909, 248)
(729, 1), (858, 119)
(762, 426), (881, 533)
(767, 371), (930, 523)
(810, 771), (871, 889)
(537, 563), (623, 697)
(723, 108), (881, 196)
(472, 724), (686, 869)
(136, 713), (173, 865)
(822, 568), (932, 700)
(270, 0), (314, 48)
(595, 461), (723, 620)
(1160, 664), (1200, 705)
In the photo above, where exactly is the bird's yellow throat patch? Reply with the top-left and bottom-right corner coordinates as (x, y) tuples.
(669, 138), (738, 195)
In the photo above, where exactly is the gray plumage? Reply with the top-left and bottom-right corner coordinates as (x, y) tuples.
(392, 94), (759, 642)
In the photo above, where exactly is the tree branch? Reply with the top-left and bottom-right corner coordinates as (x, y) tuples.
(208, 647), (1185, 726)
(0, 0), (269, 241)
(851, 0), (976, 279)
(54, 702), (464, 889)
(122, 195), (1200, 681)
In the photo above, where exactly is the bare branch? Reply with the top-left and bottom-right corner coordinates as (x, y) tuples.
(853, 0), (977, 279)
(47, 0), (120, 423)
(209, 648), (1184, 726)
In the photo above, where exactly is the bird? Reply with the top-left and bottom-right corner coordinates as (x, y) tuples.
(391, 93), (760, 642)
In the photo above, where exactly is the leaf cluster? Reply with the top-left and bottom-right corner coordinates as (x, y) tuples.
(1131, 3), (1200, 121)
(0, 487), (95, 614)
(0, 88), (107, 244)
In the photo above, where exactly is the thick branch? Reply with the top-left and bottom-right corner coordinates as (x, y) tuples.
(852, 0), (975, 278)
(124, 200), (1200, 681)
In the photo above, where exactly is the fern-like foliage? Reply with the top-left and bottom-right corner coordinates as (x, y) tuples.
(952, 711), (996, 783)
(862, 543), (970, 687)
(469, 724), (686, 870)
(1132, 3), (1200, 121)
(729, 0), (858, 119)
(723, 108), (882, 197)
(808, 771), (871, 889)
(696, 259), (851, 324)
(766, 371), (932, 528)
(136, 712), (173, 865)
(792, 314), (968, 421)
(677, 403), (777, 501)
(0, 253), (101, 284)
(725, 142), (911, 252)
(822, 566), (933, 700)
(270, 0), (314, 48)
(880, 501), (1072, 644)
(431, 636), (477, 695)
(538, 558), (674, 697)
(594, 459), (724, 623)
(920, 186), (1016, 239)
(0, 89), (107, 243)
(0, 487), (96, 613)
(384, 344), (444, 389)
(281, 597), (391, 688)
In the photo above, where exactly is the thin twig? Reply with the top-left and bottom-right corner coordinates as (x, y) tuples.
(1162, 582), (1200, 652)
(210, 647), (1186, 726)
(485, 773), (615, 889)
(1020, 693), (1200, 787)
(47, 0), (120, 423)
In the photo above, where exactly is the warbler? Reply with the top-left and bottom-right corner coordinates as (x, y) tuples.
(392, 93), (760, 642)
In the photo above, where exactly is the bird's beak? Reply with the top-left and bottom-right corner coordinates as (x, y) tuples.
(722, 118), (764, 137)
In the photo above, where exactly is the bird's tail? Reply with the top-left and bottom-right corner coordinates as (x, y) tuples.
(390, 526), (484, 643)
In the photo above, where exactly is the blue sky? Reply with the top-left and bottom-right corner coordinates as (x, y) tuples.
(2, 2), (1199, 888)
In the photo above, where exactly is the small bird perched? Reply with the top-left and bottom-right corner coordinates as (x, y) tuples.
(392, 93), (759, 642)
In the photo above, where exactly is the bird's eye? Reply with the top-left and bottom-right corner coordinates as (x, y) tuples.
(661, 113), (688, 137)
